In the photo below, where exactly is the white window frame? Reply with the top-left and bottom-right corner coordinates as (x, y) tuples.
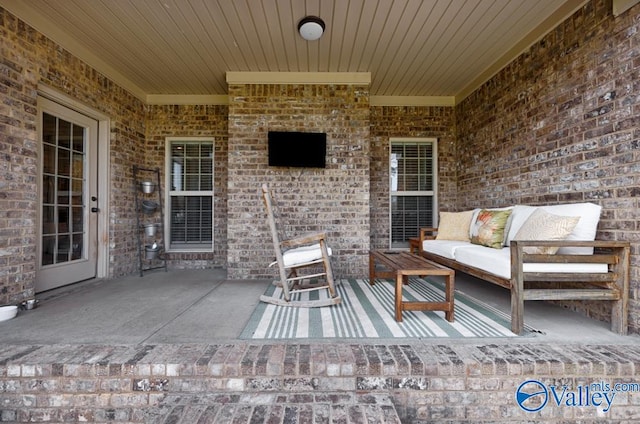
(164, 137), (215, 252)
(389, 137), (438, 249)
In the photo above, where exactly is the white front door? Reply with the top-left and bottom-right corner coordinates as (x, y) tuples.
(36, 97), (99, 292)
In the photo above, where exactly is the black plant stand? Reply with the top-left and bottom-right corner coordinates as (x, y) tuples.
(133, 165), (168, 276)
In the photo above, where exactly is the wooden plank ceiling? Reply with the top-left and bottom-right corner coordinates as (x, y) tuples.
(1, 0), (588, 102)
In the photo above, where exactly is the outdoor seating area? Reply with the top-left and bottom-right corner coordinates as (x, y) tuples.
(418, 203), (631, 335)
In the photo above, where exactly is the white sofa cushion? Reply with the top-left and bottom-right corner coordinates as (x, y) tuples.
(504, 202), (601, 254)
(454, 245), (608, 280)
(513, 209), (580, 254)
(421, 240), (471, 260)
(538, 203), (601, 254)
(505, 205), (537, 244)
(454, 246), (512, 279)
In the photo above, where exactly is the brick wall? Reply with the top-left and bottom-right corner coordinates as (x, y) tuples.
(369, 106), (457, 250)
(2, 0), (639, 334)
(455, 0), (640, 331)
(0, 8), (145, 304)
(226, 83), (371, 279)
(2, 343), (639, 422)
(145, 105), (229, 269)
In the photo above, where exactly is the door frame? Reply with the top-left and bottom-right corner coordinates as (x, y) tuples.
(38, 84), (111, 280)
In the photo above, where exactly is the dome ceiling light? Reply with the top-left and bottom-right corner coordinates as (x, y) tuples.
(297, 16), (325, 41)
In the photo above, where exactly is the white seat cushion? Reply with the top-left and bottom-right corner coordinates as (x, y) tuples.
(454, 246), (512, 279)
(274, 244), (332, 268)
(422, 240), (473, 259)
(454, 245), (608, 280)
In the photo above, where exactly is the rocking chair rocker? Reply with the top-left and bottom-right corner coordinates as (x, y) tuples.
(259, 184), (341, 307)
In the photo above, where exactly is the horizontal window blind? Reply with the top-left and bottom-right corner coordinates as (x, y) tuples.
(390, 140), (436, 248)
(167, 139), (214, 250)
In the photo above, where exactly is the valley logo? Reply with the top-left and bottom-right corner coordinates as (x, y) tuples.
(515, 379), (625, 413)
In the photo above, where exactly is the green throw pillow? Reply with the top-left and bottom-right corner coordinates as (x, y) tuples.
(470, 209), (513, 249)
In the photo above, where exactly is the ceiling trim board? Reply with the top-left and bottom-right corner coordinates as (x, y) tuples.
(226, 72), (371, 85)
(146, 94), (229, 105)
(370, 96), (455, 107)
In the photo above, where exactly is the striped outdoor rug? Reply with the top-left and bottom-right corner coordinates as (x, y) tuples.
(240, 278), (539, 339)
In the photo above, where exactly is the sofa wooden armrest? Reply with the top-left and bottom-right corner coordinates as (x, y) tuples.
(418, 227), (438, 250)
(419, 237), (630, 335)
(510, 240), (630, 335)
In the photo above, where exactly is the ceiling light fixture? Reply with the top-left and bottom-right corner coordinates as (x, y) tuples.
(297, 16), (325, 41)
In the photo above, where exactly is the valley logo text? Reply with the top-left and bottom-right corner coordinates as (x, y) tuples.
(516, 379), (639, 413)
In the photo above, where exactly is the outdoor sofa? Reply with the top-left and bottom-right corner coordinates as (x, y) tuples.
(418, 202), (630, 335)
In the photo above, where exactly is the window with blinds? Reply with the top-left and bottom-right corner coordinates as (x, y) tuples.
(390, 139), (437, 248)
(166, 138), (214, 251)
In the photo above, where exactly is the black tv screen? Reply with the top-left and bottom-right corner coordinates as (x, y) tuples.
(268, 131), (326, 168)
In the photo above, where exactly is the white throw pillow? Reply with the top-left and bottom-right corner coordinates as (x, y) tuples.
(513, 209), (580, 254)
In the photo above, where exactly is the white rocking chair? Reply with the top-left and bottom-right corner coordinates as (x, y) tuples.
(259, 184), (341, 307)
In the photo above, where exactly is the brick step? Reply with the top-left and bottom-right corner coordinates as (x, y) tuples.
(147, 392), (401, 424)
(2, 392), (401, 423)
(2, 343), (640, 422)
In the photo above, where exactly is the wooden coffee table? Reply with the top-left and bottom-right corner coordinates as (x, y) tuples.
(369, 250), (455, 322)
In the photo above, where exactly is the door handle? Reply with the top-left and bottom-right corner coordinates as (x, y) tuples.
(91, 207), (99, 213)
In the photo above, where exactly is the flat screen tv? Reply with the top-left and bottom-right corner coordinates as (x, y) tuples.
(268, 131), (326, 168)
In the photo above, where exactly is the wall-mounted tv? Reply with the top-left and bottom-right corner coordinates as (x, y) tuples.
(268, 131), (326, 168)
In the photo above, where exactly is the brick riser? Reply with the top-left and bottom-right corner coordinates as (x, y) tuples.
(1, 343), (639, 423)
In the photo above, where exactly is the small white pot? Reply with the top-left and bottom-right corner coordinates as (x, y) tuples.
(0, 305), (18, 322)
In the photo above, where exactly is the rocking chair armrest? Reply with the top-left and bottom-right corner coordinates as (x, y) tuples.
(281, 232), (327, 247)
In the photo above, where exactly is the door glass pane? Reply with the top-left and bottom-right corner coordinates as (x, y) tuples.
(73, 125), (84, 152)
(41, 114), (87, 267)
(43, 144), (56, 174)
(58, 119), (71, 149)
(42, 235), (55, 265)
(57, 177), (70, 204)
(57, 234), (70, 262)
(72, 206), (83, 232)
(72, 234), (83, 260)
(42, 206), (55, 234)
(58, 148), (70, 177)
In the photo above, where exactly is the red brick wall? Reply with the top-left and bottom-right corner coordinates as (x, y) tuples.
(455, 0), (640, 330)
(226, 83), (371, 279)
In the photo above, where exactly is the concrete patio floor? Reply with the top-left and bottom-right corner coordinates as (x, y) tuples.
(1, 269), (639, 423)
(0, 268), (635, 345)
